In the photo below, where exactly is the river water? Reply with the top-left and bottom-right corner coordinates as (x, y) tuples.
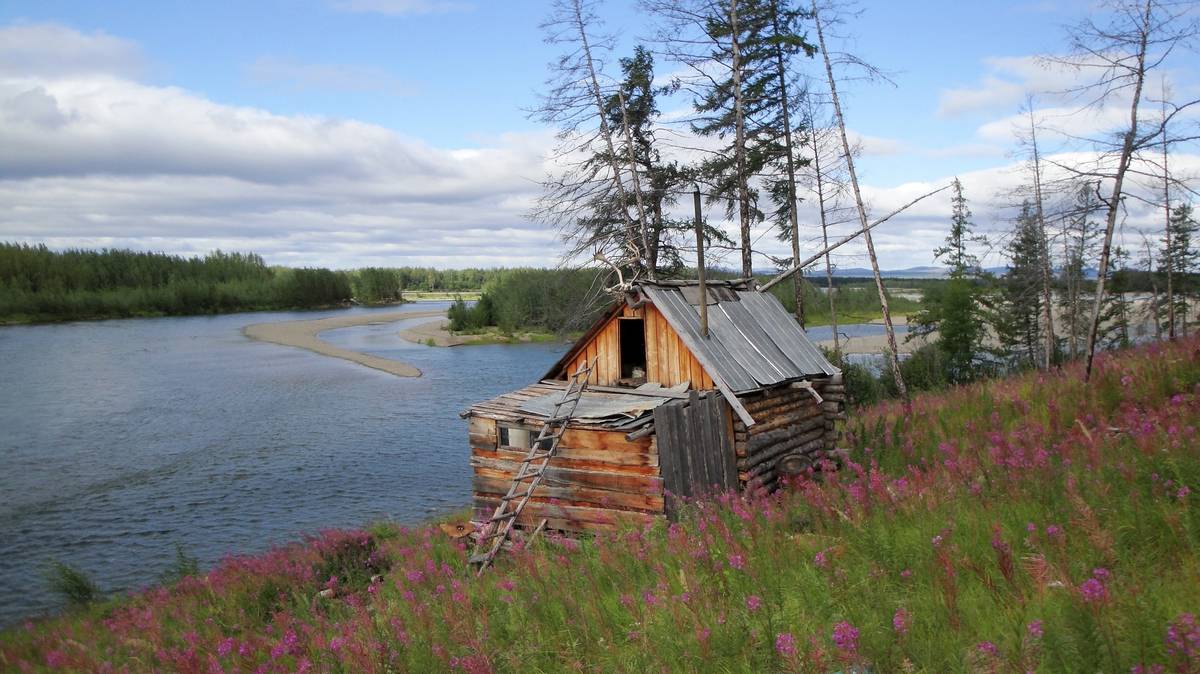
(0, 303), (565, 627)
(0, 305), (899, 628)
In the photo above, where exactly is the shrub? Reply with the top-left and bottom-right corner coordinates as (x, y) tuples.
(44, 561), (100, 608)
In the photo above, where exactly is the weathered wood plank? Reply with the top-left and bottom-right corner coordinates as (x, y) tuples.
(473, 498), (658, 533)
(472, 475), (664, 513)
(471, 457), (664, 491)
(472, 449), (659, 476)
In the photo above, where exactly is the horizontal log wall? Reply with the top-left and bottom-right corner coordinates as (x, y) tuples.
(563, 304), (715, 390)
(734, 373), (845, 493)
(469, 417), (664, 534)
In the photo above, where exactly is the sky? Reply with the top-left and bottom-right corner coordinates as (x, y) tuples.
(1, 0), (1197, 271)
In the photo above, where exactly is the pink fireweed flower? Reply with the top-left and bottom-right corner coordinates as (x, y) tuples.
(1079, 578), (1108, 603)
(832, 621), (859, 654)
(329, 636), (347, 651)
(892, 608), (910, 635)
(1045, 524), (1063, 539)
(814, 549), (828, 567)
(746, 595), (762, 612)
(900, 568), (912, 579)
(642, 590), (658, 607)
(775, 632), (797, 657)
(217, 638), (235, 657)
(1179, 486), (1192, 500)
(727, 553), (746, 570)
(1027, 620), (1044, 640)
(976, 641), (999, 657)
(1166, 613), (1199, 661)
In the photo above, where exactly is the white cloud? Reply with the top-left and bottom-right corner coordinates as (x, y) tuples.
(330, 0), (473, 16)
(0, 24), (559, 269)
(0, 23), (144, 79)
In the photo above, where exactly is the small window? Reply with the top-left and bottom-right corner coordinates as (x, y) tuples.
(498, 425), (533, 449)
(619, 318), (647, 380)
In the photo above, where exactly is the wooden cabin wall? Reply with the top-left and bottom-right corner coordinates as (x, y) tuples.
(562, 304), (715, 390)
(468, 416), (664, 534)
(732, 373), (845, 492)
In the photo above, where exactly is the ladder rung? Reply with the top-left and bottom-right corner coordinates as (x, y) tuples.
(489, 511), (516, 521)
(513, 471), (542, 481)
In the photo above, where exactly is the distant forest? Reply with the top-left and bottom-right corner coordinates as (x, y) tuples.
(0, 244), (493, 323)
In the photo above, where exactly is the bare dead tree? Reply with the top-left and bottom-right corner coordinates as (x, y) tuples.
(531, 0), (646, 274)
(797, 90), (855, 356)
(1160, 76), (1175, 338)
(809, 0), (907, 400)
(1024, 100), (1058, 368)
(1043, 0), (1199, 380)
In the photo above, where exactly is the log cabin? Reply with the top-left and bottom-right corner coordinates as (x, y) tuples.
(461, 279), (845, 535)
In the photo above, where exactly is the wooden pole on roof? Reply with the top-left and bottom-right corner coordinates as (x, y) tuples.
(694, 185), (709, 338)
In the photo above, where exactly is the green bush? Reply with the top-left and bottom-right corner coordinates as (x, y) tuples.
(44, 561), (100, 608)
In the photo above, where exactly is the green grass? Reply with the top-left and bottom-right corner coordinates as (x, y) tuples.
(4, 337), (1199, 672)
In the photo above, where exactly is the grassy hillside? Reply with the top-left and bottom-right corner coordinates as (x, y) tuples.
(3, 338), (1199, 672)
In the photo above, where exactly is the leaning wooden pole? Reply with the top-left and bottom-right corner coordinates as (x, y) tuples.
(811, 0), (907, 401)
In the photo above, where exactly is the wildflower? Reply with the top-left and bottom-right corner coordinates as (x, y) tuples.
(976, 641), (999, 657)
(775, 632), (797, 658)
(814, 549), (828, 567)
(1027, 620), (1044, 640)
(832, 621), (859, 655)
(1166, 613), (1199, 661)
(1045, 524), (1063, 539)
(1079, 578), (1108, 604)
(499, 579), (515, 592)
(746, 595), (762, 612)
(1131, 665), (1165, 674)
(931, 534), (944, 548)
(1026, 522), (1037, 533)
(1179, 486), (1192, 500)
(727, 553), (746, 570)
(697, 627), (711, 644)
(217, 638), (235, 657)
(892, 608), (910, 635)
(900, 568), (912, 579)
(329, 636), (347, 651)
(1092, 567), (1111, 581)
(642, 590), (658, 607)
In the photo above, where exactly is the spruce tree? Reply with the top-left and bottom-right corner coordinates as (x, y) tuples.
(1160, 203), (1198, 336)
(911, 178), (987, 383)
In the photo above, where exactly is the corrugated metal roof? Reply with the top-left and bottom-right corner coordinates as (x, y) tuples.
(643, 283), (838, 392)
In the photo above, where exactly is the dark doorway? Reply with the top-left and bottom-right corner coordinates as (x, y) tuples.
(619, 318), (646, 380)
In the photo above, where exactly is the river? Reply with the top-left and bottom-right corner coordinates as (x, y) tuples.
(0, 303), (564, 628)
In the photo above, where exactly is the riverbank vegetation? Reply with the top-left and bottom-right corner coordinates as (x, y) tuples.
(0, 244), (356, 323)
(4, 334), (1197, 671)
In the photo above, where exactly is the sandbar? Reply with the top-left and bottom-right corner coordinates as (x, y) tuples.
(244, 309), (446, 377)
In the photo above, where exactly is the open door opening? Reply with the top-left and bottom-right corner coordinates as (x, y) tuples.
(619, 318), (646, 383)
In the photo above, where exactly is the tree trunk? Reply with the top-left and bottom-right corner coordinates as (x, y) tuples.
(1084, 0), (1151, 382)
(811, 0), (907, 400)
(730, 0), (753, 278)
(617, 91), (654, 280)
(810, 117), (839, 355)
(1028, 106), (1057, 368)
(769, 1), (803, 325)
(571, 0), (639, 272)
(1162, 83), (1174, 339)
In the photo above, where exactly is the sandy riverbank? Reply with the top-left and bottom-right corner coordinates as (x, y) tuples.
(396, 317), (474, 346)
(244, 310), (446, 377)
(812, 316), (933, 355)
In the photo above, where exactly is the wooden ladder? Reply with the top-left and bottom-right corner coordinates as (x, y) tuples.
(469, 357), (596, 573)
